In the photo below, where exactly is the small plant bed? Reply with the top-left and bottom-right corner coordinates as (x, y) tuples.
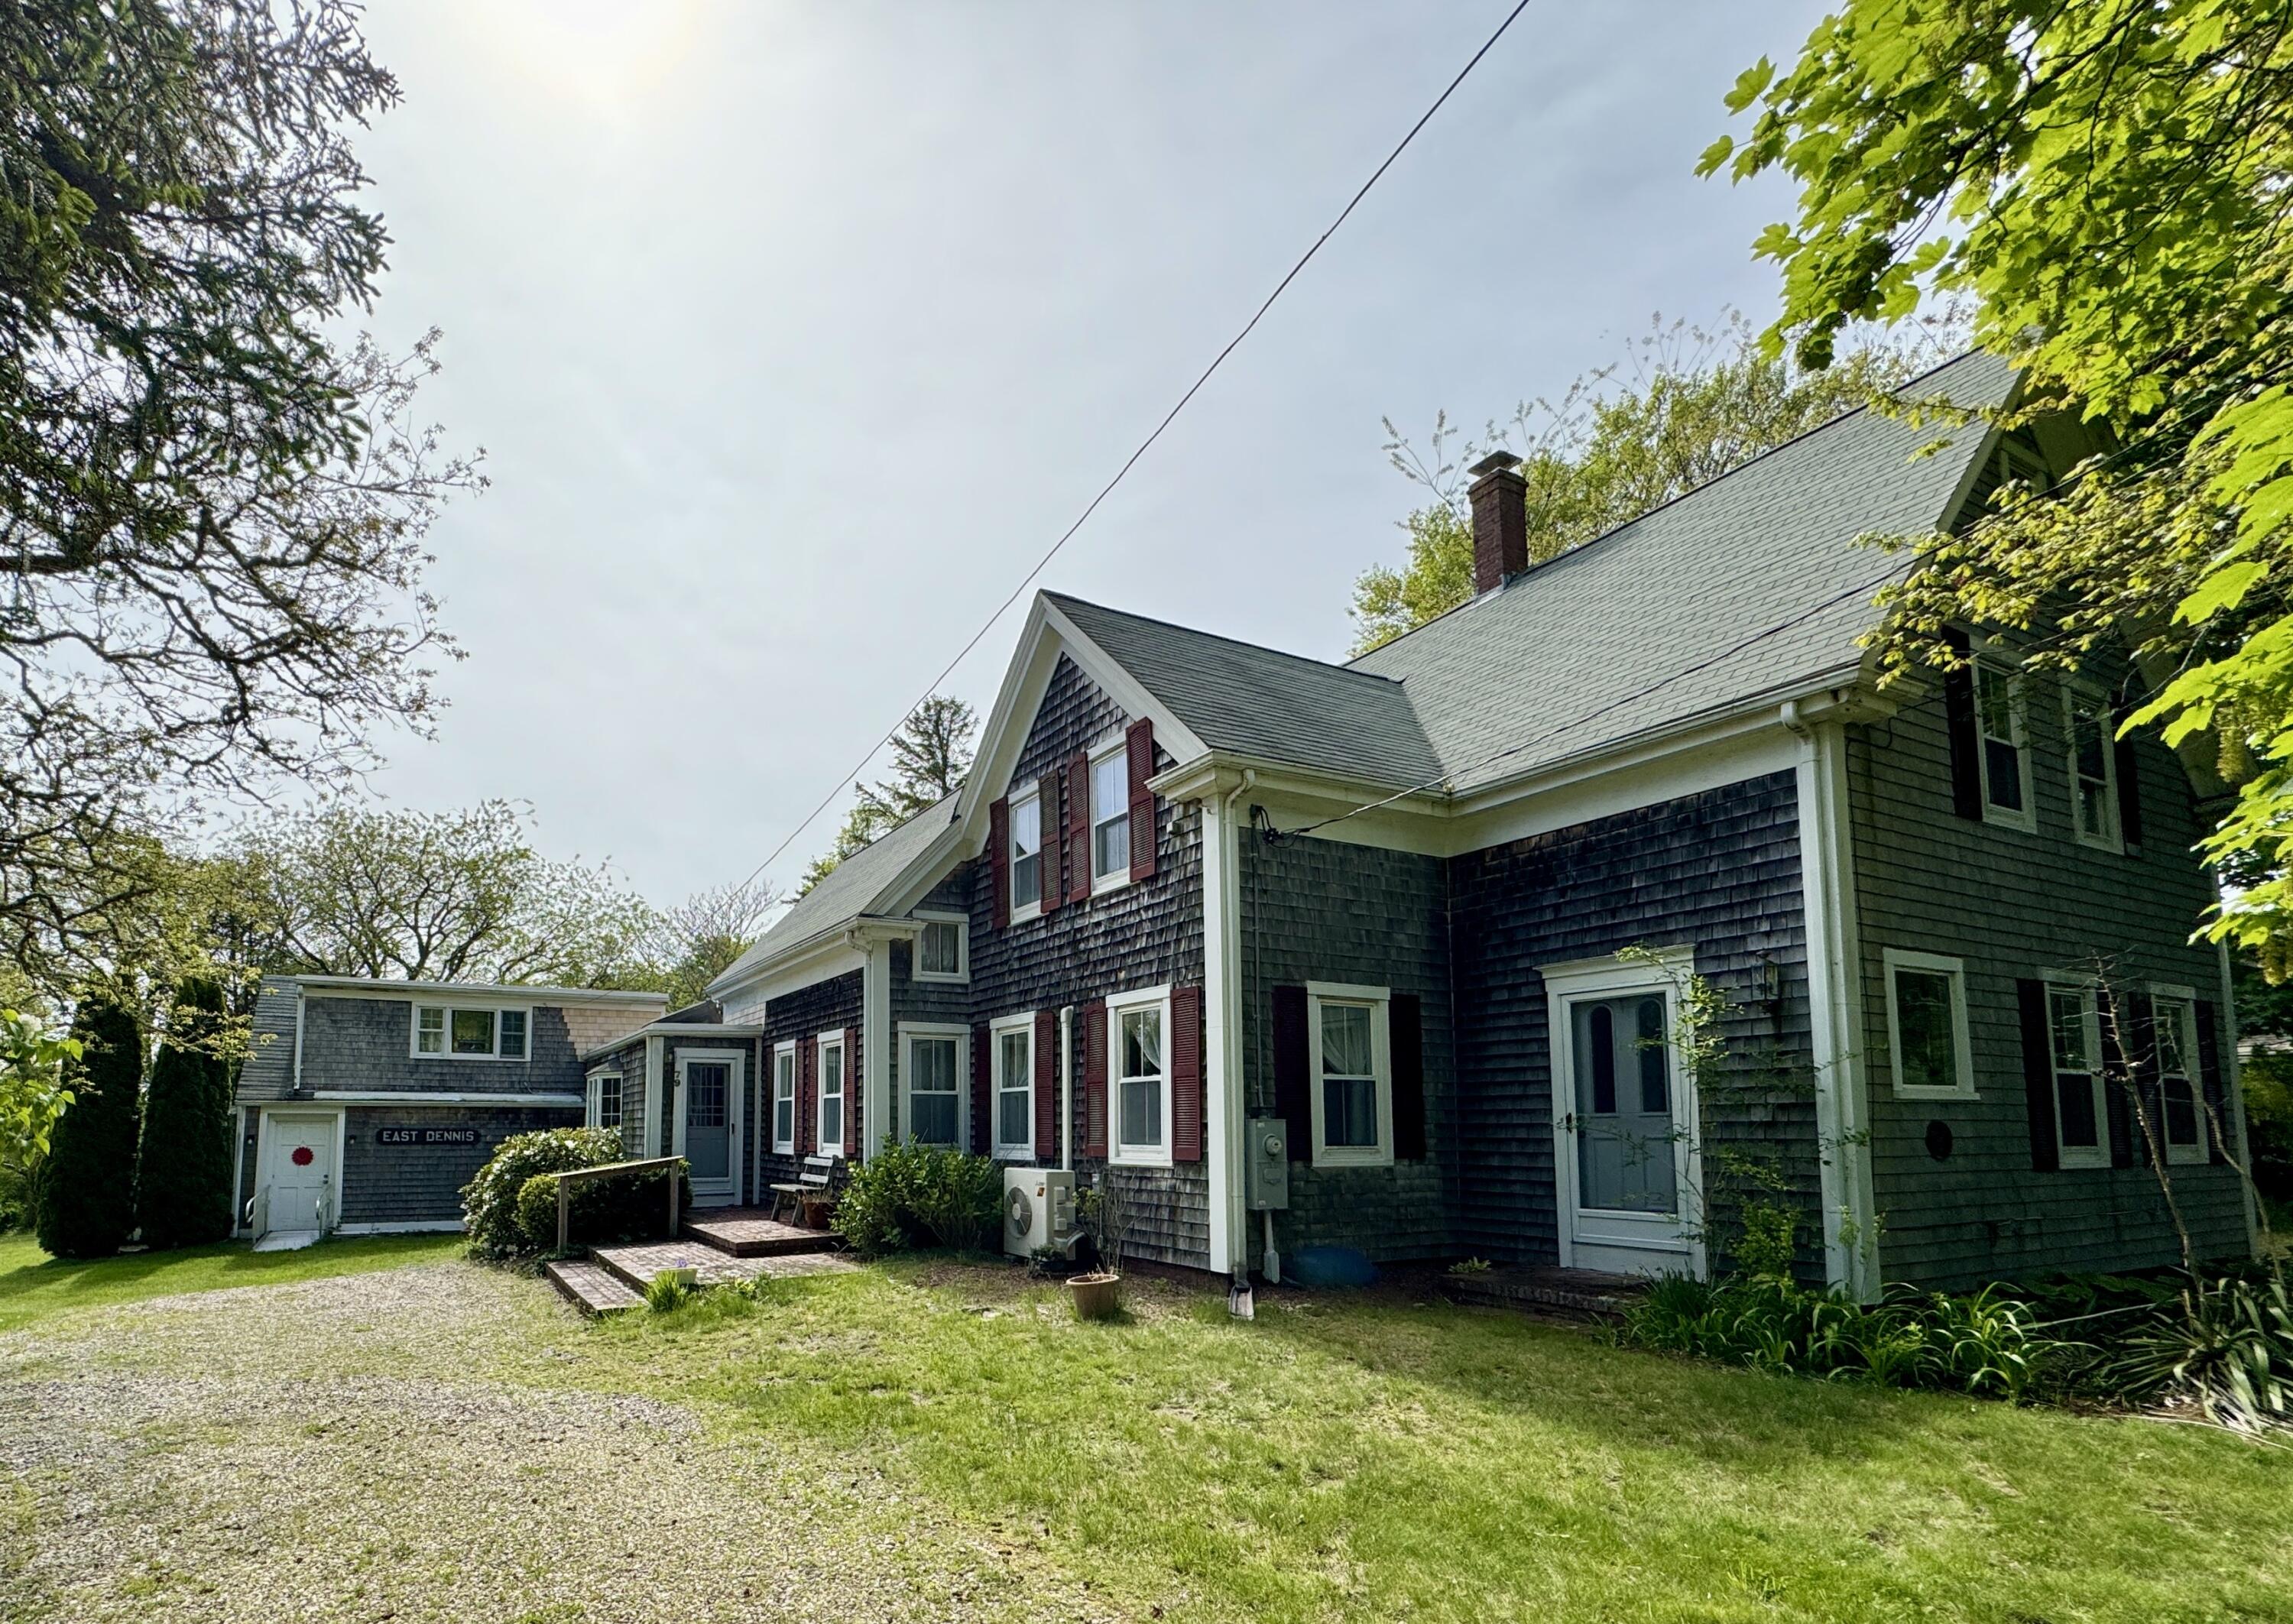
(1620, 1262), (2293, 1434)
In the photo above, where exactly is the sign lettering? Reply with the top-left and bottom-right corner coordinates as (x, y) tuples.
(376, 1126), (481, 1146)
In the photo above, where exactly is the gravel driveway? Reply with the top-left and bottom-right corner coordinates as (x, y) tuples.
(0, 1262), (1084, 1622)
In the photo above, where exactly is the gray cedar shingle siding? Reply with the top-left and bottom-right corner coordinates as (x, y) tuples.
(968, 653), (1209, 1269)
(295, 995), (582, 1096)
(1236, 831), (1455, 1266)
(586, 1036), (650, 1156)
(756, 971), (864, 1191)
(1445, 772), (1821, 1274)
(341, 1104), (578, 1227)
(1847, 676), (2249, 1287)
(238, 979), (300, 1100)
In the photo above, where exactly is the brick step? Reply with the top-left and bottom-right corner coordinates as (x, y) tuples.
(592, 1240), (858, 1295)
(680, 1208), (837, 1258)
(544, 1258), (643, 1317)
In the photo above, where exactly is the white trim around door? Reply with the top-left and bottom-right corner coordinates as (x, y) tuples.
(671, 1047), (746, 1207)
(250, 1105), (347, 1241)
(1544, 946), (1706, 1279)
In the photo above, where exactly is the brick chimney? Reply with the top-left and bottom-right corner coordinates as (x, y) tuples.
(1468, 451), (1528, 595)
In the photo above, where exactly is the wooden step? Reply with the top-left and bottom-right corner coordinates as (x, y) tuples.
(545, 1258), (643, 1317)
(592, 1240), (857, 1295)
(681, 1208), (837, 1258)
(1440, 1265), (1646, 1319)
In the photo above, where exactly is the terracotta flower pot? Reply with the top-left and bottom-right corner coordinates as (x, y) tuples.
(1068, 1271), (1121, 1321)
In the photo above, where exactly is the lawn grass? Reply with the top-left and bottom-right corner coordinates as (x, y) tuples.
(576, 1260), (2293, 1624)
(0, 1229), (465, 1332)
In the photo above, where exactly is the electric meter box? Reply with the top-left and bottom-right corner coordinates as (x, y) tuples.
(1244, 1117), (1289, 1211)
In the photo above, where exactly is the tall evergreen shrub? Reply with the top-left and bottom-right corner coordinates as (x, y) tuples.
(33, 997), (144, 1258)
(137, 979), (236, 1249)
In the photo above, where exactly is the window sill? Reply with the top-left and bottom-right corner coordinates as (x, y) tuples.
(2073, 832), (2124, 855)
(1890, 1085), (1978, 1103)
(1090, 869), (1131, 899)
(912, 970), (969, 985)
(1311, 1147), (1395, 1171)
(1109, 1149), (1172, 1170)
(1978, 810), (2038, 835)
(771, 1142), (795, 1156)
(2058, 1149), (2112, 1171)
(1008, 903), (1042, 926)
(2164, 1145), (2210, 1168)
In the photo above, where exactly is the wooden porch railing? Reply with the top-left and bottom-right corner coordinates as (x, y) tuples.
(549, 1156), (681, 1255)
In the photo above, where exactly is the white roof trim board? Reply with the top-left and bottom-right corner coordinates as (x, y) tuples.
(714, 352), (2016, 994)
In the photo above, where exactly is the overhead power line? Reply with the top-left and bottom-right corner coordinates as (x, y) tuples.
(734, 0), (1539, 896)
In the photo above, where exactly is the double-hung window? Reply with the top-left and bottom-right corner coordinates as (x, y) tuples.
(992, 1013), (1035, 1158)
(591, 1071), (623, 1131)
(1884, 950), (1975, 1099)
(1974, 660), (2033, 828)
(771, 1042), (797, 1154)
(816, 1033), (846, 1156)
(413, 1003), (529, 1061)
(1009, 788), (1043, 921)
(900, 1026), (964, 1146)
(2153, 990), (2207, 1165)
(2065, 686), (2121, 851)
(913, 912), (968, 982)
(1306, 983), (1393, 1167)
(1108, 986), (1171, 1167)
(2045, 980), (2110, 1169)
(1090, 743), (1130, 890)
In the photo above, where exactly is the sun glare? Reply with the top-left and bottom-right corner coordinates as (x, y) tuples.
(463, 0), (710, 112)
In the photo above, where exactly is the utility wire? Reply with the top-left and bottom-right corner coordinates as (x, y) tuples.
(734, 0), (1538, 897)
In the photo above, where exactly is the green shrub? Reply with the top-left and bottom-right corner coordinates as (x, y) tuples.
(461, 1127), (683, 1259)
(2103, 1272), (2293, 1433)
(33, 997), (143, 1259)
(832, 1144), (1000, 1258)
(135, 978), (235, 1250)
(514, 1173), (563, 1253)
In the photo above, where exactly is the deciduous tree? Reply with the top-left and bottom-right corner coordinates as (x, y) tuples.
(1704, 0), (2293, 958)
(0, 1), (477, 995)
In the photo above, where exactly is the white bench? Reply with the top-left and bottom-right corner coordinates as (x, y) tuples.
(768, 1153), (839, 1225)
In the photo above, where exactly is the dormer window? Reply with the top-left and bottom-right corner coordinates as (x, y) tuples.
(1009, 788), (1042, 922)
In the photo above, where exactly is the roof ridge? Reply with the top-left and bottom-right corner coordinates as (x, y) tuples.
(1046, 590), (1403, 687)
(1348, 348), (1998, 667)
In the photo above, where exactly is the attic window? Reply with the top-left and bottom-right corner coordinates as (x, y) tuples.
(1009, 789), (1042, 922)
(914, 912), (967, 983)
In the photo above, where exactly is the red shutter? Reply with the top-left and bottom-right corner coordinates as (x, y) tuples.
(1065, 750), (1092, 903)
(971, 1025), (992, 1156)
(1171, 985), (1204, 1162)
(1271, 986), (1309, 1158)
(797, 1037), (816, 1156)
(1039, 774), (1063, 915)
(1126, 718), (1157, 882)
(1082, 1000), (1108, 1157)
(988, 797), (1010, 929)
(845, 1024), (862, 1162)
(1034, 1009), (1059, 1163)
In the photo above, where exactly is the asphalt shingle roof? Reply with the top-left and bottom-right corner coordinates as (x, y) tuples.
(711, 793), (958, 992)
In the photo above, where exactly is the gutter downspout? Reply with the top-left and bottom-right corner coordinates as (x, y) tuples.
(1059, 1003), (1076, 1173)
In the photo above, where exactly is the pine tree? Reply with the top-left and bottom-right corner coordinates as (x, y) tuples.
(33, 997), (144, 1259)
(137, 979), (235, 1250)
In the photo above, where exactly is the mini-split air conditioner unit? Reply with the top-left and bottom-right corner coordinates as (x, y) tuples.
(1003, 1166), (1078, 1259)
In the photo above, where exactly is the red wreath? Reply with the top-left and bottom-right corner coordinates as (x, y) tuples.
(290, 1146), (314, 1166)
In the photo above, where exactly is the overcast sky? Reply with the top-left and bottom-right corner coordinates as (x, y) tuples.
(346, 0), (1831, 909)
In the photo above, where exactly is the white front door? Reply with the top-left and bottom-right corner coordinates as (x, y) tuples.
(1545, 952), (1704, 1279)
(261, 1111), (339, 1237)
(673, 1049), (744, 1207)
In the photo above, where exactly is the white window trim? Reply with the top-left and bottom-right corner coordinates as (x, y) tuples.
(1883, 948), (1977, 1100)
(898, 1021), (970, 1149)
(587, 1070), (624, 1133)
(910, 909), (970, 984)
(2150, 982), (2208, 1165)
(1974, 656), (2037, 833)
(1305, 981), (1394, 1169)
(770, 1039), (799, 1155)
(409, 1003), (533, 1062)
(2063, 682), (2123, 854)
(1088, 734), (1134, 897)
(815, 1029), (848, 1157)
(990, 1010), (1038, 1160)
(1009, 782), (1043, 925)
(2039, 971), (2110, 1170)
(1107, 983), (1173, 1169)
